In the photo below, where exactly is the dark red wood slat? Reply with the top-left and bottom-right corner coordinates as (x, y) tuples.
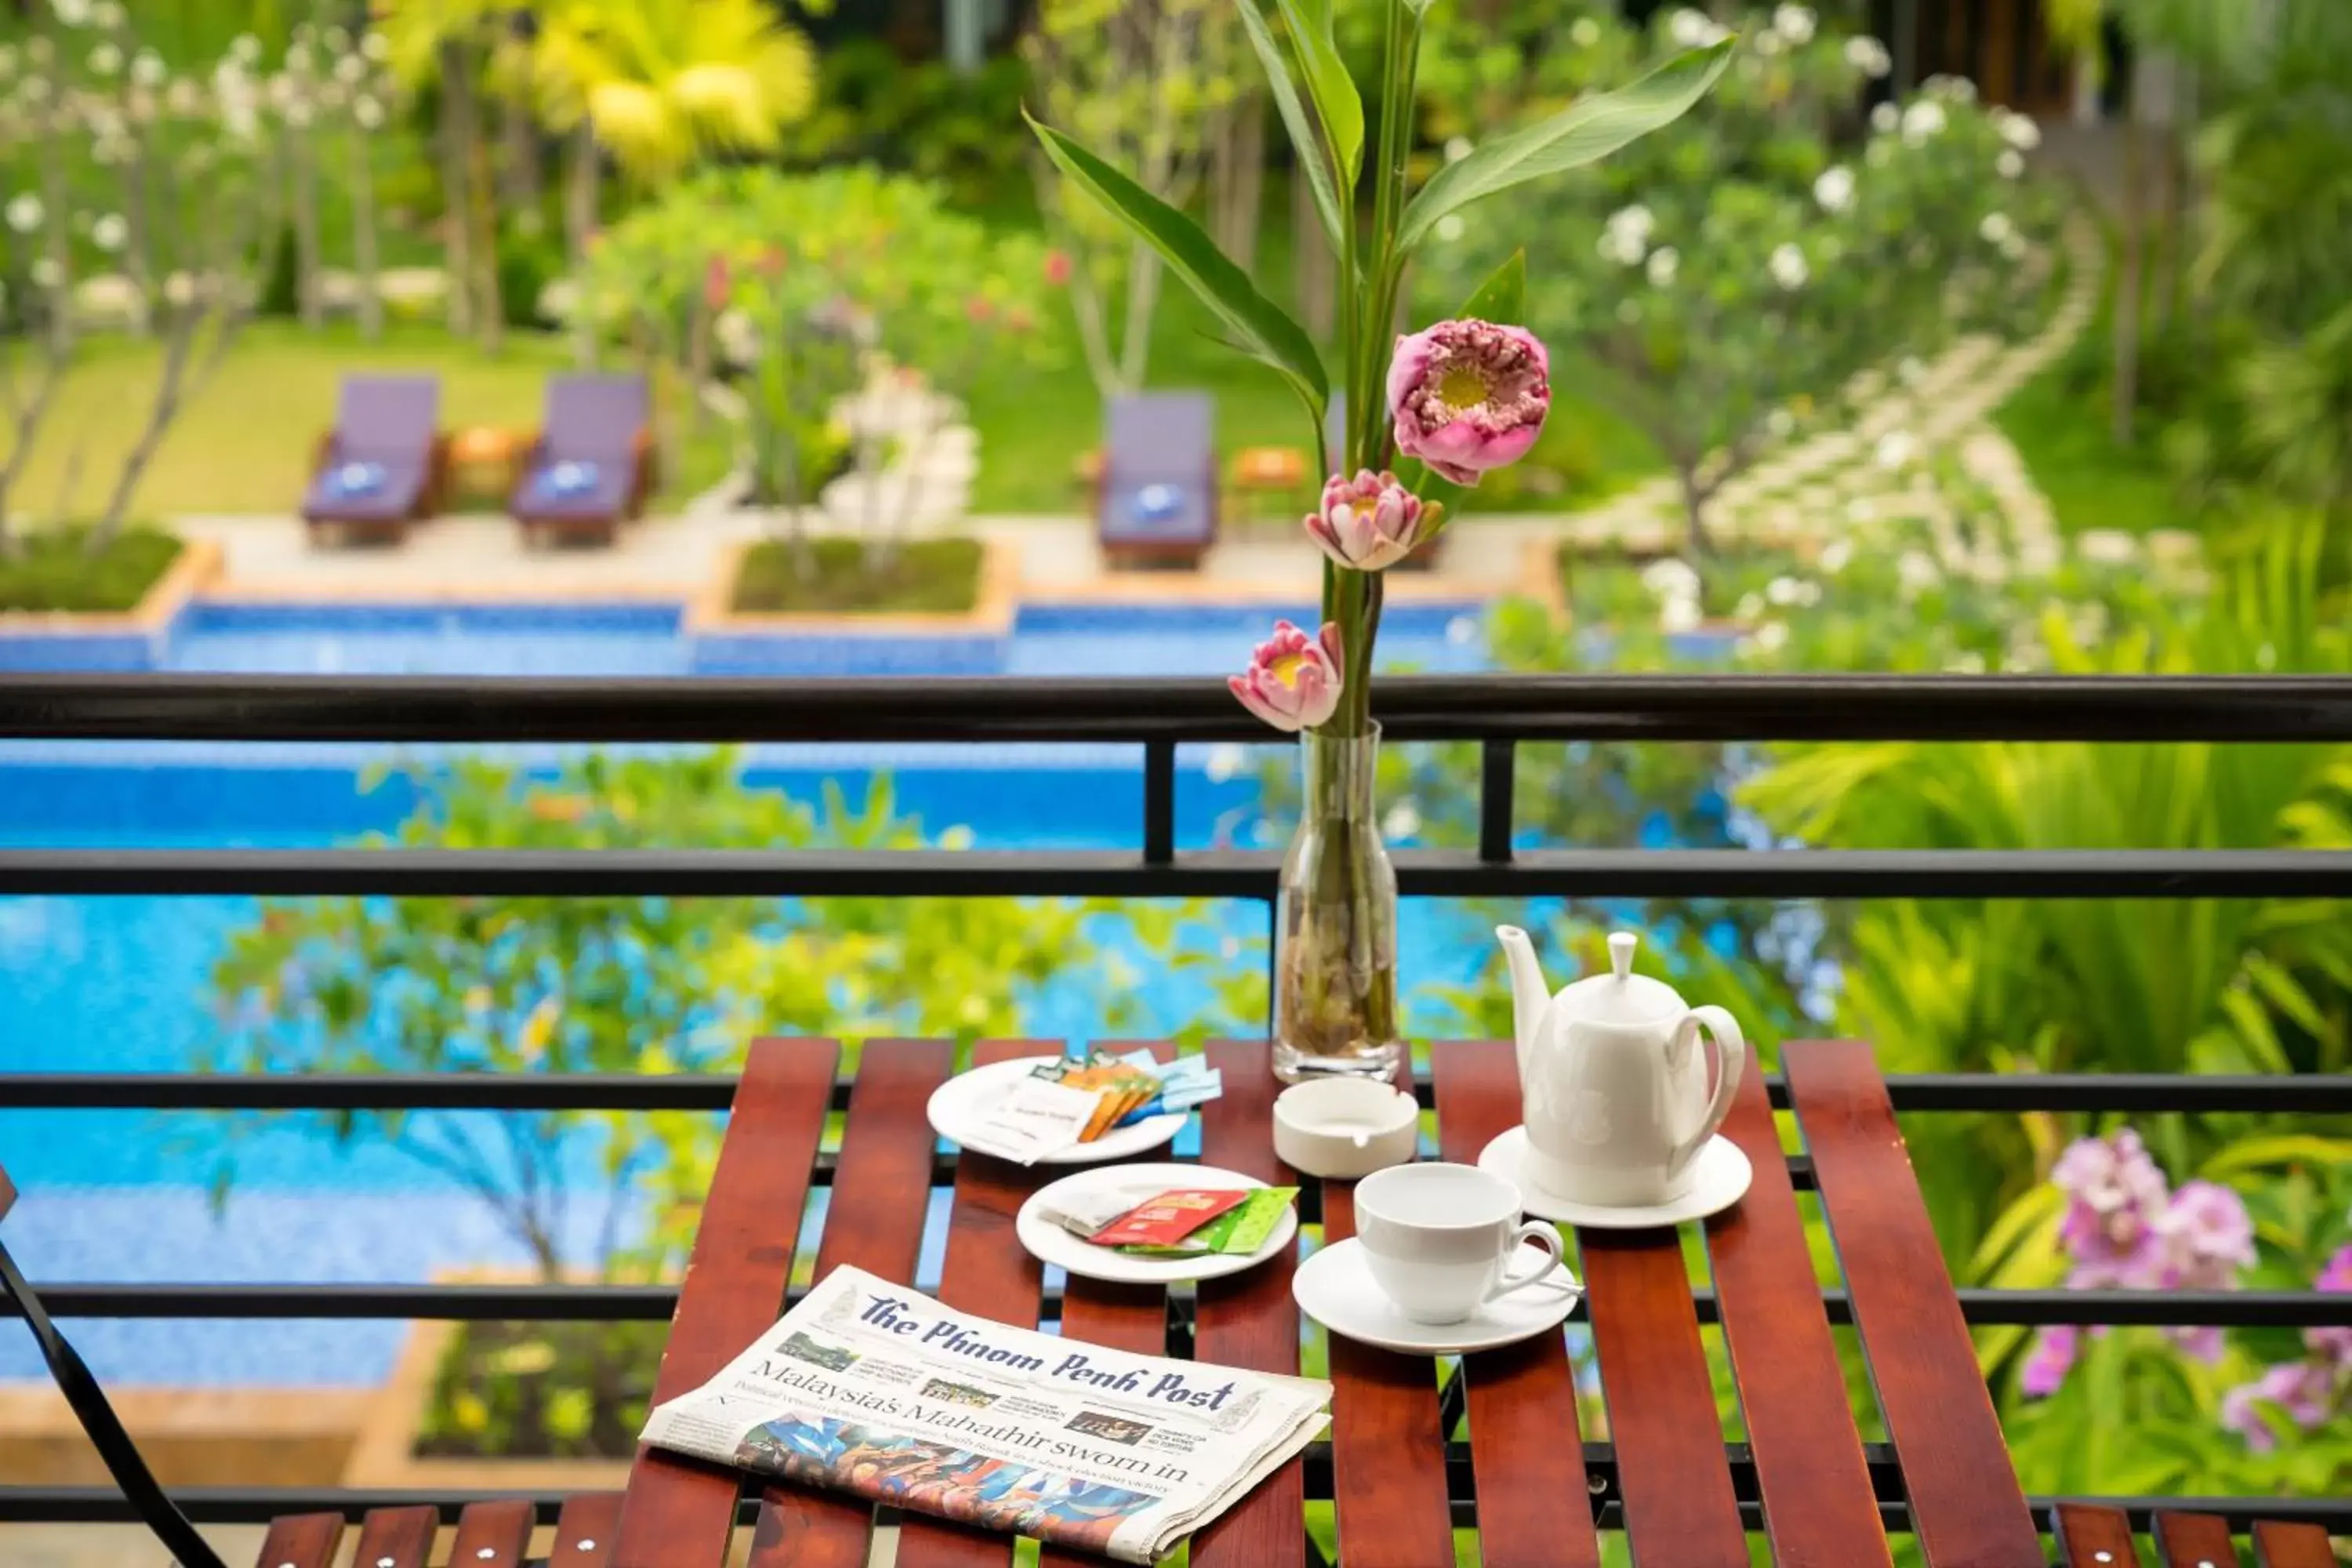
(895, 1039), (1058, 1568)
(1190, 1038), (1308, 1568)
(2053, 1503), (2143, 1566)
(0, 1162), (17, 1221)
(448, 1498), (535, 1568)
(2152, 1511), (2239, 1568)
(747, 1039), (957, 1568)
(612, 1037), (840, 1568)
(1704, 1046), (1894, 1568)
(346, 1505), (437, 1568)
(550, 1493), (623, 1568)
(1428, 1040), (1599, 1568)
(1040, 1279), (1171, 1568)
(1324, 1052), (1455, 1568)
(249, 1512), (342, 1568)
(1784, 1039), (2043, 1568)
(1582, 1225), (1749, 1566)
(2252, 1519), (2337, 1568)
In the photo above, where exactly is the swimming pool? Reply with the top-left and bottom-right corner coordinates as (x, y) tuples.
(0, 599), (1504, 1384)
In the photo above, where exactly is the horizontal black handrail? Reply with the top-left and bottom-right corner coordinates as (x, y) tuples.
(13, 1066), (2349, 1114)
(7, 1480), (2347, 1537)
(7, 1279), (2339, 1330)
(7, 845), (2351, 899)
(9, 672), (2352, 743)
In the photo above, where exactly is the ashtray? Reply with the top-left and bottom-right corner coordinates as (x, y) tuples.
(1272, 1078), (1420, 1179)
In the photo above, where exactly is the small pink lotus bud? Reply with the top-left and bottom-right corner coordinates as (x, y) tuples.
(1228, 619), (1345, 733)
(1305, 469), (1439, 572)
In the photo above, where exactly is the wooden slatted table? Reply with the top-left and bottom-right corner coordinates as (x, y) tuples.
(518, 1035), (2276, 1568)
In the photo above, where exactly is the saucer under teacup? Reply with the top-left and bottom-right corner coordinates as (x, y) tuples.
(1476, 1127), (1753, 1229)
(1292, 1237), (1582, 1356)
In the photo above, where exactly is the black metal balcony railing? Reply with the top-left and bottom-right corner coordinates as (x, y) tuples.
(3, 672), (2351, 1545)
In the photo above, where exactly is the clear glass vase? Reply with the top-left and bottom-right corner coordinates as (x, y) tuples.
(1272, 724), (1403, 1082)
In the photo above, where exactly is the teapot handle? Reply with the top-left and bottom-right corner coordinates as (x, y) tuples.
(1667, 1006), (1745, 1178)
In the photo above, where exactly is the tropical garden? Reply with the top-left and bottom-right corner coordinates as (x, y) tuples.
(1, 0), (2346, 1527)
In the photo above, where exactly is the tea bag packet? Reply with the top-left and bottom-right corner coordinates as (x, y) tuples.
(1116, 1187), (1298, 1257)
(1109, 1051), (1224, 1127)
(1034, 1180), (1165, 1240)
(967, 1076), (1100, 1163)
(1090, 1187), (1250, 1248)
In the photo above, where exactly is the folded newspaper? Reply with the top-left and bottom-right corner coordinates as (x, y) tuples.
(640, 1265), (1330, 1563)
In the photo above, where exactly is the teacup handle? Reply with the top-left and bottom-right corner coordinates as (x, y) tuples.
(1667, 1005), (1745, 1178)
(1486, 1220), (1567, 1302)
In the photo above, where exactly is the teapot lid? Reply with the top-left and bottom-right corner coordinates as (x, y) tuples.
(1559, 932), (1683, 1026)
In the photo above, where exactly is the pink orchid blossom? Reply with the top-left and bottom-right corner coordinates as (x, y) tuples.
(2222, 1359), (2336, 1451)
(2051, 1129), (2171, 1287)
(1386, 318), (1551, 485)
(1305, 470), (1440, 572)
(2309, 1243), (2352, 1367)
(1229, 619), (1344, 733)
(2019, 1324), (2078, 1399)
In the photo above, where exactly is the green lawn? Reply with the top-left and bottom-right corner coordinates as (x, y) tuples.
(2, 321), (729, 520)
(1993, 343), (2192, 537)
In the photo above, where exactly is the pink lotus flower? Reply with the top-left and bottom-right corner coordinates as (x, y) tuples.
(1229, 619), (1344, 733)
(1305, 470), (1440, 572)
(1386, 318), (1551, 485)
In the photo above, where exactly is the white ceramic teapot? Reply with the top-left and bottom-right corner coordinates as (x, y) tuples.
(1496, 926), (1744, 1207)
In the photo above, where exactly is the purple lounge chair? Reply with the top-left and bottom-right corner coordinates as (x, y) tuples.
(300, 376), (447, 546)
(1097, 392), (1218, 571)
(510, 375), (656, 549)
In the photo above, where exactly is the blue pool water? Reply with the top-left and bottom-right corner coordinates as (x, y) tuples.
(0, 600), (1504, 1384)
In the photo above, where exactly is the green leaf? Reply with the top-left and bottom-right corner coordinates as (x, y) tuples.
(1455, 247), (1526, 323)
(1397, 41), (1735, 254)
(1274, 0), (1363, 183)
(1237, 0), (1346, 249)
(1027, 114), (1328, 408)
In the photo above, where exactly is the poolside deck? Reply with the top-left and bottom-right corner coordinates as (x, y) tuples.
(168, 510), (1554, 606)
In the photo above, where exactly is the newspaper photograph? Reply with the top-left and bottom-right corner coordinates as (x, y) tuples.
(639, 1265), (1331, 1563)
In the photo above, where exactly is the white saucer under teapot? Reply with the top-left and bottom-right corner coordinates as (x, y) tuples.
(1493, 926), (1748, 1216)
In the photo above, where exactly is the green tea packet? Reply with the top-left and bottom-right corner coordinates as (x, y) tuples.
(1118, 1187), (1297, 1257)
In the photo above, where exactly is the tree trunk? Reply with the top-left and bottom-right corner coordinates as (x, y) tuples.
(437, 41), (475, 336)
(465, 96), (503, 354)
(2112, 100), (2145, 447)
(1677, 461), (1712, 558)
(1222, 94), (1266, 273)
(292, 118), (324, 329)
(501, 85), (542, 216)
(1114, 241), (1164, 392)
(120, 143), (155, 336)
(352, 123), (383, 341)
(564, 125), (599, 369)
(1293, 165), (1334, 341)
(38, 103), (73, 357)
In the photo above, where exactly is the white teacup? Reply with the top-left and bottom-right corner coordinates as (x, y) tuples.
(1354, 1163), (1566, 1325)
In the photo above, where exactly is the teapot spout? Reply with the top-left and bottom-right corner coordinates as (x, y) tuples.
(1495, 924), (1549, 1079)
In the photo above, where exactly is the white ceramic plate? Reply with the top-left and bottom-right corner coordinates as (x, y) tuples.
(1292, 1237), (1581, 1356)
(1016, 1163), (1297, 1284)
(926, 1054), (1189, 1166)
(1475, 1127), (1754, 1229)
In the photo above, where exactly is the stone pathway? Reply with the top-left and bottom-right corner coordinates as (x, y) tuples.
(1552, 219), (2153, 571)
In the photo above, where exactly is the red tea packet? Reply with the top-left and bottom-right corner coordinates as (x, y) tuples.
(1089, 1187), (1250, 1248)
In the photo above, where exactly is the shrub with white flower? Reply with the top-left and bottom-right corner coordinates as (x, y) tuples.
(1426, 5), (2061, 556)
(1812, 165), (1854, 214)
(1767, 241), (1808, 290)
